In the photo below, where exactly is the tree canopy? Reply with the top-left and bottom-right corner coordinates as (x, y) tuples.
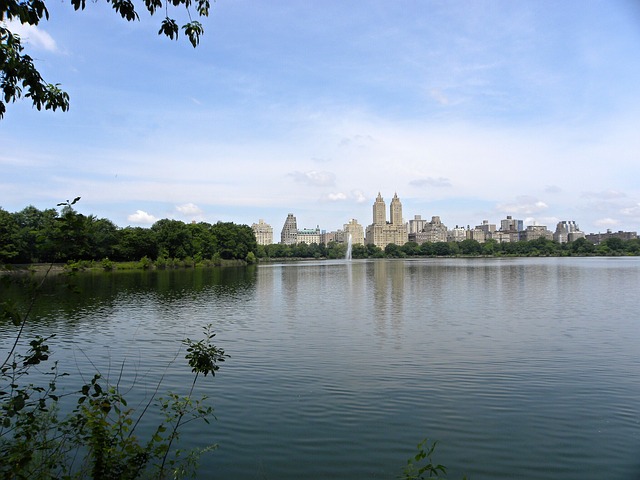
(0, 0), (211, 118)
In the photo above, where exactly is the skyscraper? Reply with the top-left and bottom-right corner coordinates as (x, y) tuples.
(280, 213), (298, 245)
(365, 193), (408, 248)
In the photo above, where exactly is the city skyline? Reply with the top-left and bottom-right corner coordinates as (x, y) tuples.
(264, 193), (620, 238)
(2, 2), (640, 234)
(252, 192), (634, 248)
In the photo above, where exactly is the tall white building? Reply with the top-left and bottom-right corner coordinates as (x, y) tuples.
(251, 219), (273, 245)
(365, 193), (408, 248)
(343, 219), (365, 245)
(554, 221), (585, 243)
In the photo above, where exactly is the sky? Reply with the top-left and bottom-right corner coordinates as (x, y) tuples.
(2, 0), (640, 236)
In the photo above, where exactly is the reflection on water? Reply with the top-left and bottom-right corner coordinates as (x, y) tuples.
(1, 258), (640, 480)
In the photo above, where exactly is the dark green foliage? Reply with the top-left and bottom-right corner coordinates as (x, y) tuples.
(0, 204), (259, 265)
(1, 299), (224, 478)
(151, 219), (193, 259)
(401, 241), (421, 256)
(458, 239), (482, 255)
(351, 243), (368, 259)
(385, 243), (405, 258)
(210, 222), (257, 261)
(0, 23), (70, 118)
(568, 237), (595, 255)
(402, 439), (447, 479)
(402, 438), (467, 480)
(0, 208), (21, 262)
(184, 325), (228, 378)
(116, 227), (159, 261)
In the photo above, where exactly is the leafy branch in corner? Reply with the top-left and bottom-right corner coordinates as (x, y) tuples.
(1, 0), (213, 118)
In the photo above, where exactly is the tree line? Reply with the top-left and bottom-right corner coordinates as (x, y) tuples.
(261, 236), (640, 260)
(0, 205), (258, 264)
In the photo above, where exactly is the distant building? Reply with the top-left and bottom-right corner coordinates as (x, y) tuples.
(495, 215), (524, 242)
(476, 220), (496, 236)
(585, 230), (638, 245)
(500, 215), (524, 233)
(409, 216), (448, 243)
(343, 219), (365, 245)
(554, 221), (585, 243)
(521, 224), (553, 241)
(491, 230), (519, 243)
(447, 226), (467, 243)
(321, 231), (338, 244)
(422, 216), (448, 243)
(408, 215), (427, 235)
(365, 193), (408, 248)
(297, 227), (321, 245)
(280, 214), (298, 245)
(251, 219), (273, 245)
(466, 226), (486, 243)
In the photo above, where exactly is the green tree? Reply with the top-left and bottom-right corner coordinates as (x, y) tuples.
(459, 239), (482, 255)
(625, 238), (640, 254)
(401, 241), (420, 257)
(0, 207), (21, 263)
(433, 242), (452, 256)
(1, 0), (211, 118)
(351, 243), (368, 259)
(567, 237), (593, 255)
(292, 242), (311, 258)
(152, 219), (193, 259)
(265, 243), (291, 258)
(385, 243), (405, 258)
(188, 222), (216, 259)
(604, 237), (625, 253)
(210, 222), (257, 260)
(482, 238), (498, 256)
(115, 226), (158, 261)
(326, 241), (346, 259)
(85, 216), (119, 260)
(12, 205), (59, 262)
(419, 242), (435, 256)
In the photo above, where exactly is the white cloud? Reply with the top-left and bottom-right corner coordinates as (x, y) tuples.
(621, 203), (640, 218)
(352, 190), (367, 203)
(326, 192), (348, 201)
(409, 177), (452, 188)
(127, 210), (157, 224)
(6, 20), (58, 52)
(497, 196), (549, 215)
(289, 170), (336, 187)
(581, 190), (627, 200)
(594, 218), (619, 228)
(175, 203), (203, 216)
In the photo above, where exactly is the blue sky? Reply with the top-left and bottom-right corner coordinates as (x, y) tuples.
(2, 0), (640, 235)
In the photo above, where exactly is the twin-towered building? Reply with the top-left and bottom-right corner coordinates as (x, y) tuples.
(252, 192), (613, 248)
(364, 192), (408, 248)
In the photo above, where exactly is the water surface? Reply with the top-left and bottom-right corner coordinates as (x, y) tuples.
(2, 258), (639, 479)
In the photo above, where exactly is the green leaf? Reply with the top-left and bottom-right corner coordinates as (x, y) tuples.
(159, 17), (179, 40)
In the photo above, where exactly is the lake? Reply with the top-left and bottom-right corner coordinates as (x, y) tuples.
(1, 257), (639, 479)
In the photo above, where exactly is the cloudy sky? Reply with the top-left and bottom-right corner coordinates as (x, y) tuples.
(2, 0), (640, 235)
